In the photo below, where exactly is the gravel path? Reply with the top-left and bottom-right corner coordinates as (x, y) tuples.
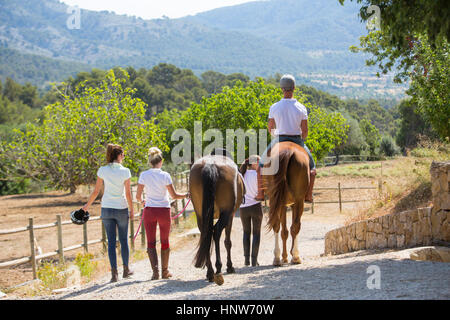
(37, 212), (449, 300)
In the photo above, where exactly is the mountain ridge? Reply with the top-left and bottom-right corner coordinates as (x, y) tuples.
(0, 0), (369, 77)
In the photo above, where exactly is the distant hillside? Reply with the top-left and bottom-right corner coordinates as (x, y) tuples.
(0, 0), (407, 99)
(0, 47), (91, 87)
(186, 0), (366, 52)
(0, 0), (369, 77)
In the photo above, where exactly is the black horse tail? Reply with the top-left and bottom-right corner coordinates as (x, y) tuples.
(194, 163), (219, 268)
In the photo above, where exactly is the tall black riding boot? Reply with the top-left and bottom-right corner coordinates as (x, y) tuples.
(243, 232), (251, 266)
(251, 234), (261, 266)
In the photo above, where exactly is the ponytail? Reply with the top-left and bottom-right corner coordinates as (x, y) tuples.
(239, 158), (250, 176)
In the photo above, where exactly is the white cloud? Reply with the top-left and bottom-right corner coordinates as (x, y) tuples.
(60, 0), (257, 19)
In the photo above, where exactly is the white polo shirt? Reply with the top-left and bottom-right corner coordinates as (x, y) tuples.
(240, 170), (260, 208)
(97, 163), (131, 209)
(138, 168), (173, 208)
(268, 98), (308, 136)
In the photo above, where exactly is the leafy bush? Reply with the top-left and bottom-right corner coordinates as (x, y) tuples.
(380, 135), (400, 156)
(37, 262), (68, 291)
(75, 253), (98, 279)
(1, 69), (168, 193)
(175, 79), (348, 162)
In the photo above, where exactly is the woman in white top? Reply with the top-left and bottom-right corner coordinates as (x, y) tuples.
(82, 144), (134, 283)
(239, 155), (263, 267)
(136, 147), (188, 280)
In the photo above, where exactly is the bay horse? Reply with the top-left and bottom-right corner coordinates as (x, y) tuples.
(189, 152), (245, 285)
(261, 141), (310, 266)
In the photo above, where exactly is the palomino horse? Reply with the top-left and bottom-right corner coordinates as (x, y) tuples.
(261, 141), (310, 265)
(189, 153), (245, 285)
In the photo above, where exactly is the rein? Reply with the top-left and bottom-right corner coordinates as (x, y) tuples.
(132, 198), (191, 242)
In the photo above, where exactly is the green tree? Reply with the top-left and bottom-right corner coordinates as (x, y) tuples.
(0, 96), (40, 125)
(147, 63), (181, 88)
(335, 116), (367, 155)
(341, 0), (449, 82)
(340, 1), (449, 140)
(1, 69), (168, 193)
(380, 135), (400, 157)
(407, 35), (450, 140)
(395, 99), (437, 150)
(306, 105), (349, 161)
(201, 71), (226, 95)
(359, 118), (381, 156)
(18, 82), (39, 108)
(3, 77), (21, 102)
(174, 79), (348, 162)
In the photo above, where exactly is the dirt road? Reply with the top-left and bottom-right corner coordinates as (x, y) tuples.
(33, 211), (450, 300)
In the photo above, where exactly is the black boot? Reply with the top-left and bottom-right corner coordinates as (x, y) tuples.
(251, 234), (261, 267)
(243, 232), (251, 266)
(110, 268), (118, 283)
(123, 265), (134, 279)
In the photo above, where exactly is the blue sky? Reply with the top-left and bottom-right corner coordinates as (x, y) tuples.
(61, 0), (259, 19)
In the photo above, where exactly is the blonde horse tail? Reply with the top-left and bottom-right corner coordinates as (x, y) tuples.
(266, 148), (293, 231)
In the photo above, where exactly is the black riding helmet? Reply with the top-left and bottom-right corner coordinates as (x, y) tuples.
(70, 208), (90, 225)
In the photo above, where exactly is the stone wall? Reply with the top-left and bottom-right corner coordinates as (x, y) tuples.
(324, 161), (450, 255)
(430, 161), (450, 213)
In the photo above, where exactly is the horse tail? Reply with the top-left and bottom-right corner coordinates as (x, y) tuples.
(194, 163), (219, 268)
(267, 148), (293, 231)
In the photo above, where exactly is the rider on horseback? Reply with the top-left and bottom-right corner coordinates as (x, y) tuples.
(257, 74), (316, 203)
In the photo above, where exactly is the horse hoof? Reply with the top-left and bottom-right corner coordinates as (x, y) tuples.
(282, 258), (289, 264)
(273, 258), (282, 266)
(291, 257), (302, 264)
(214, 273), (224, 285)
(227, 267), (235, 274)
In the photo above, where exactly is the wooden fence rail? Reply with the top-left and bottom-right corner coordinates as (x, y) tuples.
(0, 171), (192, 278)
(310, 181), (382, 214)
(0, 169), (379, 278)
(0, 212), (129, 275)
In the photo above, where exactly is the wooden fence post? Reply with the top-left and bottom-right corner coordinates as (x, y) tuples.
(83, 222), (88, 253)
(56, 215), (64, 264)
(182, 198), (186, 220)
(101, 220), (107, 253)
(28, 218), (37, 279)
(338, 182), (342, 214)
(174, 200), (179, 226)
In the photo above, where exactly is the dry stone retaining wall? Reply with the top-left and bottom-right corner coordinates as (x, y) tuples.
(324, 161), (450, 255)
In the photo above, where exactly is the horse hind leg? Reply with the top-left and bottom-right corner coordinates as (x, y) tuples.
(206, 256), (214, 282)
(272, 207), (287, 266)
(290, 202), (303, 264)
(272, 220), (282, 266)
(212, 214), (228, 285)
(280, 206), (289, 264)
(224, 212), (235, 274)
